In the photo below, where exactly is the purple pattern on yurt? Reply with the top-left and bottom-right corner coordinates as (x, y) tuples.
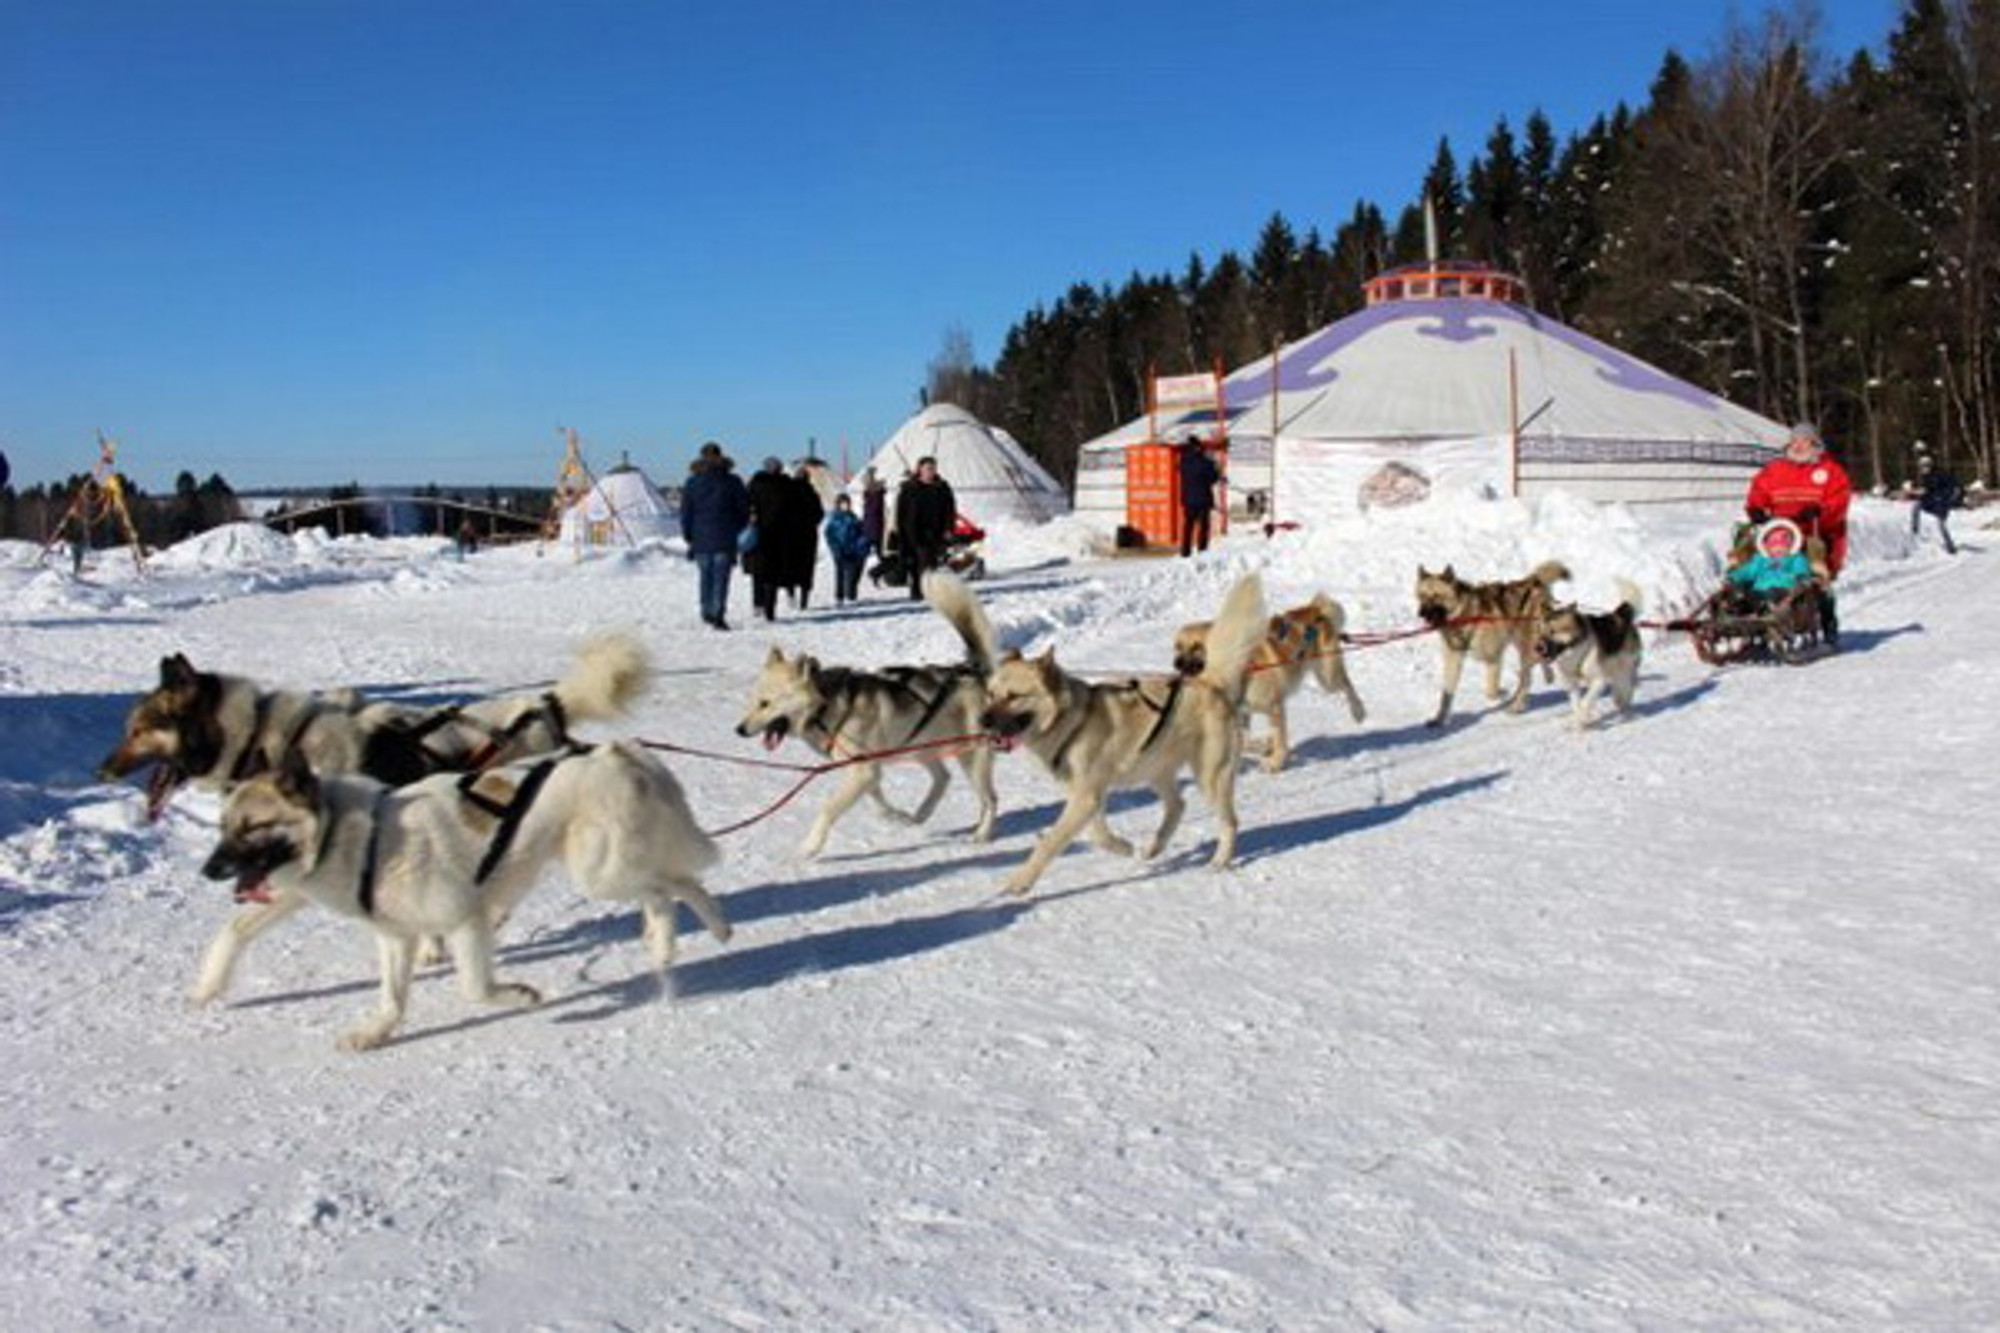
(1218, 299), (1729, 417)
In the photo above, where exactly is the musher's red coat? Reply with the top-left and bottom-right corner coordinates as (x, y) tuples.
(1747, 453), (1854, 574)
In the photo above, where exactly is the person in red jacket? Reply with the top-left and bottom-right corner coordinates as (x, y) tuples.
(1747, 422), (1853, 572)
(1746, 421), (1853, 644)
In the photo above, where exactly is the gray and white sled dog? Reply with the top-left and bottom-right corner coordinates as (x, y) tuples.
(1172, 591), (1367, 773)
(100, 631), (651, 815)
(1534, 580), (1645, 729)
(734, 571), (1000, 857)
(981, 573), (1267, 897)
(99, 632), (652, 1004)
(200, 743), (728, 1051)
(1413, 559), (1570, 727)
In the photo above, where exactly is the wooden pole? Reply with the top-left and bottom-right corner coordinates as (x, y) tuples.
(1507, 348), (1522, 498)
(1269, 340), (1281, 530)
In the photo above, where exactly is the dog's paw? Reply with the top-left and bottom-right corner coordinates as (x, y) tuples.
(339, 1026), (393, 1053)
(187, 982), (223, 1008)
(491, 983), (542, 1009)
(1001, 871), (1037, 897)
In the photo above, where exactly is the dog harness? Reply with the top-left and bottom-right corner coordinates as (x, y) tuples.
(355, 788), (389, 916)
(455, 752), (567, 885)
(1042, 676), (1182, 777)
(410, 691), (569, 771)
(223, 693), (280, 782)
(804, 664), (976, 754)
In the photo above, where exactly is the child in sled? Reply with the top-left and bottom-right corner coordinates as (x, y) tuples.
(1725, 518), (1816, 609)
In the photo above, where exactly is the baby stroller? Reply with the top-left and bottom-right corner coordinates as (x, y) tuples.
(868, 514), (988, 587)
(1684, 518), (1834, 665)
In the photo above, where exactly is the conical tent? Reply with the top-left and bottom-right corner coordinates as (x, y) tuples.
(1076, 285), (1790, 529)
(558, 460), (675, 546)
(858, 403), (1069, 525)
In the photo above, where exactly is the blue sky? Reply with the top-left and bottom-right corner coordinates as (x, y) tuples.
(1, 0), (1897, 492)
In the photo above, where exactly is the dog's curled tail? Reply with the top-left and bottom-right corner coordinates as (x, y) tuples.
(1533, 559), (1573, 587)
(1198, 573), (1268, 702)
(1309, 591), (1345, 634)
(1614, 578), (1646, 616)
(554, 631), (653, 722)
(924, 570), (998, 675)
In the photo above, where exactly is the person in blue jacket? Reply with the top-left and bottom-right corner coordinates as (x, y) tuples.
(1728, 518), (1815, 600)
(824, 492), (871, 606)
(680, 441), (751, 630)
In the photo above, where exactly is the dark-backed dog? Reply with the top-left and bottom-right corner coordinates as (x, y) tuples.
(1173, 591), (1366, 772)
(734, 572), (1000, 857)
(100, 632), (651, 1003)
(202, 742), (726, 1050)
(1535, 582), (1644, 729)
(1414, 560), (1569, 727)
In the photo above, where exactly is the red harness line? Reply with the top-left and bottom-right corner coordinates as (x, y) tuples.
(637, 732), (1001, 838)
(651, 608), (1717, 836)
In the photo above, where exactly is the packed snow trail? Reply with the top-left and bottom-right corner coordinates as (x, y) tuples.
(1, 509), (1995, 1329)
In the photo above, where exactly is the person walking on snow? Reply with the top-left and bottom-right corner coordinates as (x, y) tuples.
(680, 441), (751, 629)
(824, 493), (870, 605)
(1177, 436), (1221, 558)
(1913, 453), (1963, 555)
(893, 455), (957, 600)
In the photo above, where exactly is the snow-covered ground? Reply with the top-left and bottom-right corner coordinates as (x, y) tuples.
(3, 495), (1995, 1330)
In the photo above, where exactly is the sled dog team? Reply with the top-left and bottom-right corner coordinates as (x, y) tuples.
(105, 559), (1637, 1049)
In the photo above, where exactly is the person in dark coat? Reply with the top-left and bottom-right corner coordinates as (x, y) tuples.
(744, 456), (790, 622)
(680, 441), (751, 629)
(782, 463), (825, 609)
(1178, 436), (1221, 557)
(1913, 453), (1962, 555)
(893, 456), (957, 600)
(859, 466), (888, 557)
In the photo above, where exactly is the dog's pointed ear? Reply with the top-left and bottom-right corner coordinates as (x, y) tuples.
(1035, 648), (1059, 679)
(161, 653), (197, 687)
(1442, 563), (1456, 581)
(765, 645), (785, 666)
(275, 747), (319, 803)
(800, 654), (820, 675)
(1001, 648), (1023, 664)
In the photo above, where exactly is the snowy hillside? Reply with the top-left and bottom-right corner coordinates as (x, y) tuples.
(3, 495), (1996, 1330)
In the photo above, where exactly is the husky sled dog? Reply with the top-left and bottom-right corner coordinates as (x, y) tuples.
(1172, 591), (1367, 772)
(734, 571), (999, 857)
(1535, 581), (1644, 729)
(1414, 560), (1570, 727)
(982, 573), (1267, 896)
(200, 743), (728, 1050)
(99, 632), (651, 1004)
(99, 631), (652, 817)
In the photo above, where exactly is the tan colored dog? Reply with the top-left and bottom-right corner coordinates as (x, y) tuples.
(1172, 592), (1366, 772)
(1414, 560), (1570, 727)
(981, 574), (1266, 896)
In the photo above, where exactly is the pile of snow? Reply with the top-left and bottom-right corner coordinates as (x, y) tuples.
(147, 521), (299, 572)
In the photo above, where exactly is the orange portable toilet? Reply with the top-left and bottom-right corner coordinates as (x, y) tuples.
(1125, 443), (1181, 546)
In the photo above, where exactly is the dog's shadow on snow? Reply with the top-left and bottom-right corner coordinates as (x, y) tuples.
(1232, 770), (1507, 863)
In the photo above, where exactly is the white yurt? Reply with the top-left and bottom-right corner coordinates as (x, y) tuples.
(858, 403), (1069, 525)
(1076, 262), (1789, 534)
(557, 457), (675, 546)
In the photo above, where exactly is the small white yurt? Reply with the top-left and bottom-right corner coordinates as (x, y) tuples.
(858, 403), (1069, 525)
(1076, 262), (1789, 535)
(558, 457), (675, 546)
